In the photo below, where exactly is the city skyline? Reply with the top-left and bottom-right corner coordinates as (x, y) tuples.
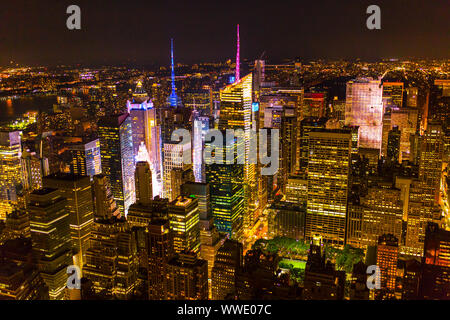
(0, 0), (448, 305)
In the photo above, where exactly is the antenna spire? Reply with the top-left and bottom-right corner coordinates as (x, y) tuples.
(235, 24), (240, 81)
(168, 38), (180, 107)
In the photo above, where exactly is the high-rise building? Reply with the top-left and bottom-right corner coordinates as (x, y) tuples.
(21, 149), (49, 192)
(387, 126), (401, 163)
(92, 174), (120, 221)
(299, 117), (327, 172)
(303, 92), (326, 118)
(162, 140), (193, 201)
(268, 201), (305, 240)
(419, 123), (444, 202)
(205, 133), (244, 239)
(168, 195), (200, 255)
(127, 82), (162, 194)
(181, 182), (226, 298)
(192, 114), (210, 183)
(218, 73), (258, 232)
(0, 238), (49, 300)
(147, 218), (173, 300)
(98, 113), (135, 216)
(83, 218), (138, 299)
(376, 234), (399, 299)
(306, 129), (352, 245)
(134, 161), (153, 205)
(420, 223), (450, 299)
(42, 173), (94, 270)
(0, 131), (21, 220)
(360, 186), (403, 247)
(406, 87), (418, 108)
(211, 239), (243, 300)
(166, 251), (208, 300)
(345, 78), (383, 150)
(68, 139), (101, 180)
(383, 82), (404, 108)
(28, 188), (72, 300)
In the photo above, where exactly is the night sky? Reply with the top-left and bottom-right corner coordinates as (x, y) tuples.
(0, 0), (448, 66)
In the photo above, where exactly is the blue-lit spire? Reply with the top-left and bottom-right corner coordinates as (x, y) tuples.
(168, 38), (180, 107)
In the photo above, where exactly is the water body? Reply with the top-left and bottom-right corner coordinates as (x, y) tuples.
(0, 95), (57, 122)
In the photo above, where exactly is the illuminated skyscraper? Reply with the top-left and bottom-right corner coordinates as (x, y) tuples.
(28, 188), (72, 300)
(147, 218), (173, 300)
(127, 82), (162, 194)
(0, 131), (21, 220)
(42, 173), (94, 269)
(205, 134), (244, 239)
(211, 239), (243, 300)
(134, 161), (153, 205)
(181, 182), (225, 298)
(303, 93), (326, 118)
(376, 234), (399, 299)
(345, 78), (383, 150)
(218, 73), (257, 232)
(360, 186), (403, 247)
(163, 140), (193, 201)
(306, 128), (352, 245)
(92, 174), (120, 221)
(419, 122), (444, 201)
(387, 126), (401, 163)
(21, 149), (49, 192)
(383, 82), (404, 108)
(299, 117), (327, 173)
(168, 195), (200, 255)
(83, 218), (138, 299)
(98, 113), (135, 216)
(421, 222), (450, 299)
(68, 139), (101, 180)
(166, 251), (208, 300)
(192, 113), (210, 183)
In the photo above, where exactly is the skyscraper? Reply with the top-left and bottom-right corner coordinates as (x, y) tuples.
(163, 140), (193, 201)
(68, 139), (101, 180)
(181, 182), (225, 298)
(92, 174), (120, 221)
(98, 113), (135, 216)
(421, 222), (450, 299)
(147, 218), (173, 300)
(211, 239), (243, 300)
(306, 128), (352, 245)
(168, 195), (200, 255)
(218, 73), (257, 233)
(383, 82), (404, 108)
(28, 188), (72, 300)
(83, 219), (138, 299)
(345, 78), (383, 150)
(376, 234), (399, 299)
(134, 161), (153, 205)
(0, 131), (21, 220)
(42, 173), (94, 270)
(205, 134), (244, 239)
(166, 251), (208, 300)
(387, 126), (401, 163)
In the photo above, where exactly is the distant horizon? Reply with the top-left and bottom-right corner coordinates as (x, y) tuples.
(0, 0), (448, 67)
(2, 56), (449, 70)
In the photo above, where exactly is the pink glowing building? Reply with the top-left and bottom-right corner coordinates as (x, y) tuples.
(345, 78), (383, 150)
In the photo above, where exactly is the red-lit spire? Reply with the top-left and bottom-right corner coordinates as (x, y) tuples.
(235, 24), (240, 81)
